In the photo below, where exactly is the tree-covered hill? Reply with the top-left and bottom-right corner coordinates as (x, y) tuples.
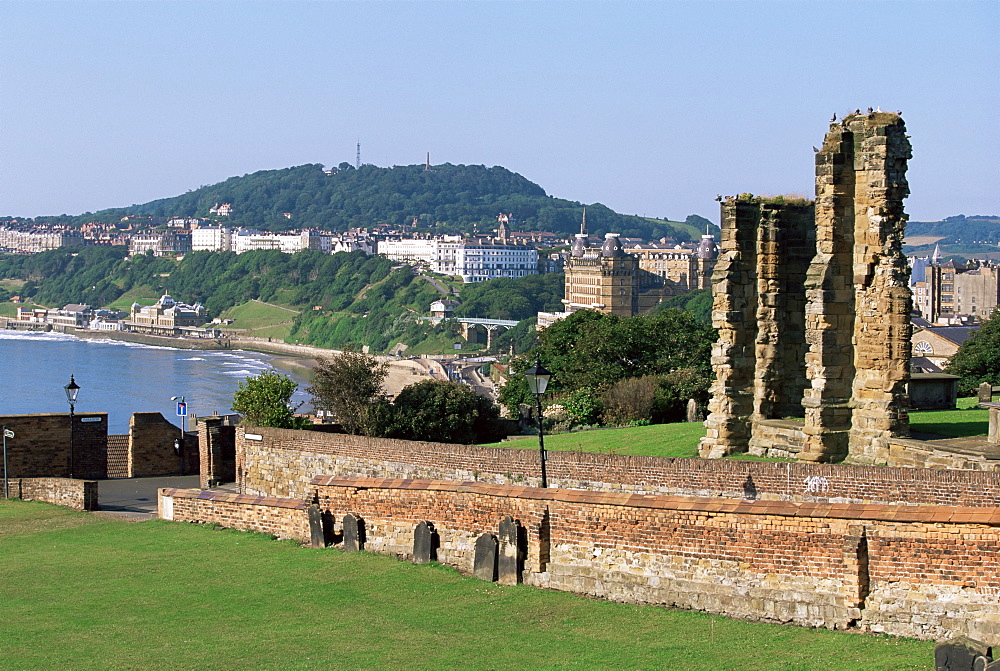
(15, 163), (710, 242)
(905, 215), (1000, 244)
(0, 246), (565, 353)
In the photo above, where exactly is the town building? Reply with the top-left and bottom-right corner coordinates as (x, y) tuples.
(911, 252), (1000, 323)
(128, 230), (192, 257)
(128, 294), (208, 336)
(0, 226), (85, 253)
(378, 235), (539, 283)
(537, 230), (717, 327)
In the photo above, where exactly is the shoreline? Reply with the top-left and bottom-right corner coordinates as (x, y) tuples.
(46, 326), (441, 397)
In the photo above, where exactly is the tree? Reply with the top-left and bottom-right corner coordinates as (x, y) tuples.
(308, 351), (389, 435)
(388, 379), (503, 444)
(945, 311), (1000, 395)
(231, 370), (309, 429)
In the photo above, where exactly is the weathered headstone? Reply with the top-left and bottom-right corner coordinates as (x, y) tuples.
(343, 513), (364, 552)
(307, 504), (325, 548)
(686, 398), (699, 423)
(413, 521), (438, 564)
(497, 516), (524, 585)
(934, 635), (993, 671)
(473, 533), (498, 582)
(980, 382), (994, 405)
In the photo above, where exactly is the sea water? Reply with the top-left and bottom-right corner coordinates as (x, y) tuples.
(0, 330), (311, 433)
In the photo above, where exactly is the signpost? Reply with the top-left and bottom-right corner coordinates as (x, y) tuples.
(3, 427), (13, 499)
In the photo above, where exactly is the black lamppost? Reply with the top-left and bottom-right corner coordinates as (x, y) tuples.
(64, 375), (80, 479)
(523, 359), (551, 488)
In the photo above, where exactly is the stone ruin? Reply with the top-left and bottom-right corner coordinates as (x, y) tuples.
(700, 111), (913, 463)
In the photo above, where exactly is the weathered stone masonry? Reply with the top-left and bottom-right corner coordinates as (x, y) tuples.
(700, 112), (913, 463)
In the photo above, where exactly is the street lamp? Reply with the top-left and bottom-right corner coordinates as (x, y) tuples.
(523, 358), (552, 488)
(64, 375), (80, 479)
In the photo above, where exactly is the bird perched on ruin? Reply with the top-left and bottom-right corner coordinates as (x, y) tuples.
(868, 107), (874, 114)
(855, 108), (861, 114)
(813, 146), (819, 152)
(715, 195), (723, 202)
(830, 113), (837, 122)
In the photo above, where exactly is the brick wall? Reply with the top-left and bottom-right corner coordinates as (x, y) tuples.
(236, 426), (1000, 507)
(129, 412), (186, 477)
(9, 477), (98, 510)
(312, 477), (1000, 644)
(162, 474), (999, 644)
(0, 413), (107, 480)
(158, 487), (311, 542)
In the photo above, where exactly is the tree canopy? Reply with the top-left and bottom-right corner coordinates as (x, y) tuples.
(945, 312), (1000, 395)
(387, 379), (502, 444)
(307, 351), (389, 435)
(231, 370), (309, 429)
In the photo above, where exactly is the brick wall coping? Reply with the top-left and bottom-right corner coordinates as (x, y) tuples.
(160, 487), (308, 510)
(311, 476), (1000, 525)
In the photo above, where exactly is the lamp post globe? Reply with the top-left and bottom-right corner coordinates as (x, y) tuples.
(523, 359), (552, 488)
(64, 375), (80, 479)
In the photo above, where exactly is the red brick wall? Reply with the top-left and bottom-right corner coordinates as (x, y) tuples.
(236, 426), (1000, 507)
(0, 413), (107, 480)
(158, 487), (310, 542)
(129, 412), (185, 477)
(310, 477), (1000, 644)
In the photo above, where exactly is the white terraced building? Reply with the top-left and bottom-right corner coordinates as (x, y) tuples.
(378, 236), (538, 283)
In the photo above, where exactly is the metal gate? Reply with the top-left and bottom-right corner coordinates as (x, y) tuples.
(106, 434), (129, 478)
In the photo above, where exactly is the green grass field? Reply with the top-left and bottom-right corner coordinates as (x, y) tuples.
(486, 422), (705, 458)
(105, 285), (162, 311)
(908, 396), (988, 438)
(219, 300), (300, 338)
(0, 500), (933, 670)
(486, 397), (990, 458)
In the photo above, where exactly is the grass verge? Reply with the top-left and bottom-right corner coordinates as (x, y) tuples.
(0, 500), (933, 670)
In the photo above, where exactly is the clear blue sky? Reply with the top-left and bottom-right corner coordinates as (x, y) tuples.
(2, 1), (996, 224)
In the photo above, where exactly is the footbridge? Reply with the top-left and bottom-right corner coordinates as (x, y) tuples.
(427, 316), (520, 347)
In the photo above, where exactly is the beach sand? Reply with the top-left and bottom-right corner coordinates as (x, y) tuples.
(270, 354), (440, 397)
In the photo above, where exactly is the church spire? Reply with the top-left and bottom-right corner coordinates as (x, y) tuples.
(932, 243), (942, 264)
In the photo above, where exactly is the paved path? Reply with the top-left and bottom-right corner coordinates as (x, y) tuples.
(98, 475), (200, 517)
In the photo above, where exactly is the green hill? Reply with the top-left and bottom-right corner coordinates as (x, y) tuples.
(18, 163), (711, 243)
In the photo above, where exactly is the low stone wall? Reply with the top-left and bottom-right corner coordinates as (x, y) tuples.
(156, 476), (1000, 644)
(314, 477), (999, 644)
(236, 426), (1000, 507)
(10, 477), (98, 511)
(158, 488), (311, 542)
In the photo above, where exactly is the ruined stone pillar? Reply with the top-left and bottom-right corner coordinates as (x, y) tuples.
(700, 198), (814, 459)
(752, 202), (814, 423)
(800, 113), (911, 463)
(699, 199), (760, 458)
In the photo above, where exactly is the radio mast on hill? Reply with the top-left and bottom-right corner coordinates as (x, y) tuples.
(356, 141), (361, 169)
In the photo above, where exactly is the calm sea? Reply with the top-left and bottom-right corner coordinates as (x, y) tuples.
(0, 331), (311, 433)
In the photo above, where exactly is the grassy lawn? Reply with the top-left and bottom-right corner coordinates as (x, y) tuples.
(219, 300), (300, 335)
(105, 285), (161, 311)
(486, 396), (989, 459)
(908, 396), (988, 438)
(0, 500), (933, 670)
(485, 422), (705, 458)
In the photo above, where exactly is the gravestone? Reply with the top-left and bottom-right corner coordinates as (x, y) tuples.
(686, 398), (699, 423)
(980, 382), (994, 405)
(343, 513), (364, 552)
(497, 516), (525, 585)
(934, 635), (993, 671)
(413, 521), (438, 564)
(473, 533), (498, 581)
(307, 504), (325, 548)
